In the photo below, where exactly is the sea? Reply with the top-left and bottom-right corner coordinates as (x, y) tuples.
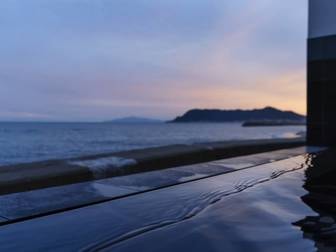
(0, 122), (305, 166)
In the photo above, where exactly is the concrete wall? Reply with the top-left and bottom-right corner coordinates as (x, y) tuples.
(308, 0), (336, 145)
(309, 0), (336, 38)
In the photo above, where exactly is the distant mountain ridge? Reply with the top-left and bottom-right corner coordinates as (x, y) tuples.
(104, 117), (163, 124)
(171, 107), (306, 123)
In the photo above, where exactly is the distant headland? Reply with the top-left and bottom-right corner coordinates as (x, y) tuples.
(104, 117), (163, 124)
(171, 107), (306, 125)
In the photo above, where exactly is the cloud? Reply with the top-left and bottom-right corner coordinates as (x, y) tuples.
(0, 0), (308, 121)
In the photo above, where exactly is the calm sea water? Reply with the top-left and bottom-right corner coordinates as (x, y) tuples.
(0, 122), (305, 166)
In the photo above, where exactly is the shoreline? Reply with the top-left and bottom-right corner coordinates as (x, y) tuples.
(0, 138), (305, 195)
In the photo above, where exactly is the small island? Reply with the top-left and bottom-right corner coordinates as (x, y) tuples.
(171, 106), (306, 126)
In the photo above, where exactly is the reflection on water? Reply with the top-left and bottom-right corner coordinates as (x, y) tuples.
(0, 149), (333, 252)
(294, 149), (336, 251)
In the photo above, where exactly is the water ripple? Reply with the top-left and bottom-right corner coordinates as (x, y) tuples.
(81, 155), (313, 252)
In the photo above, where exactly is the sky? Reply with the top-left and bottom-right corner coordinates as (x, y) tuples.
(0, 0), (308, 121)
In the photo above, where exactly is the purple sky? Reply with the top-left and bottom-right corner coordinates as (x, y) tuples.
(0, 0), (308, 121)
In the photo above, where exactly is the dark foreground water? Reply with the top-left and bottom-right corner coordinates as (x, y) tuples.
(0, 148), (334, 251)
(0, 122), (305, 166)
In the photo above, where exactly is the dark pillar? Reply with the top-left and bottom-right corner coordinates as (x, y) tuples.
(308, 0), (336, 146)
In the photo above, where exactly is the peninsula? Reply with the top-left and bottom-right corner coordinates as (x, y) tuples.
(171, 107), (305, 123)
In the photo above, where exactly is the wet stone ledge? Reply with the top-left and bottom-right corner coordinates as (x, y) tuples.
(0, 138), (305, 195)
(0, 146), (322, 225)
